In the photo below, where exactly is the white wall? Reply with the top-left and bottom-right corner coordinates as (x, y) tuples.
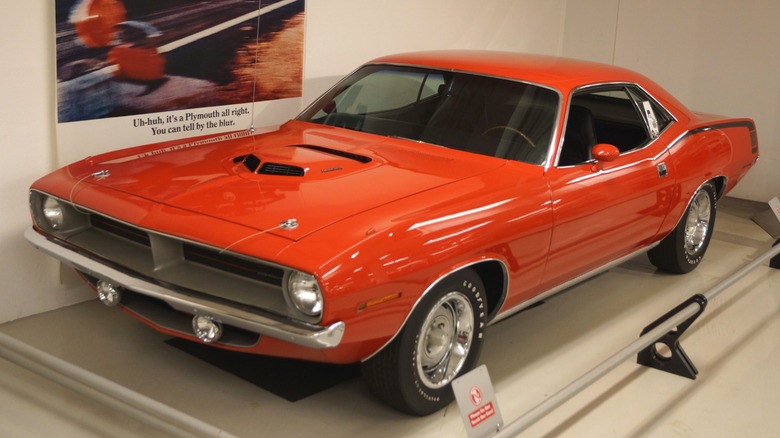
(2, 1), (777, 323)
(302, 0), (566, 101)
(562, 0), (780, 202)
(0, 2), (94, 323)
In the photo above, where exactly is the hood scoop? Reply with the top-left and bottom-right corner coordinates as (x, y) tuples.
(296, 145), (372, 163)
(232, 145), (372, 178)
(233, 154), (306, 177)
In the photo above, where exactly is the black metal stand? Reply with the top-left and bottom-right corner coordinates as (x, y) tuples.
(636, 294), (708, 379)
(771, 239), (780, 269)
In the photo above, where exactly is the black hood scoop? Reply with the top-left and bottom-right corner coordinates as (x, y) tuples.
(296, 145), (372, 163)
(232, 145), (371, 178)
(233, 154), (306, 176)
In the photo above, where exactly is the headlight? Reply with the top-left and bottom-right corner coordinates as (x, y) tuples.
(42, 196), (64, 230)
(287, 271), (323, 317)
(30, 191), (89, 235)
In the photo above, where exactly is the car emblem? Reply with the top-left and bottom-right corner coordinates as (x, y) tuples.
(91, 170), (111, 179)
(280, 218), (299, 230)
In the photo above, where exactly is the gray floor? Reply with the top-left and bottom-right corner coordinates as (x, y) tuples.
(1, 197), (778, 437)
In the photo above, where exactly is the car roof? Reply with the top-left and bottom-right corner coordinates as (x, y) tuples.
(368, 50), (650, 93)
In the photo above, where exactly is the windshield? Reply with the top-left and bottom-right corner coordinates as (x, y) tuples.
(298, 65), (559, 165)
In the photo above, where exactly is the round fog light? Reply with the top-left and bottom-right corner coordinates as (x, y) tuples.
(96, 280), (121, 307)
(192, 315), (222, 343)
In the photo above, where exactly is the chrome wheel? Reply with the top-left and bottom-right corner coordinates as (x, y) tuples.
(416, 291), (474, 389)
(648, 182), (717, 274)
(361, 269), (486, 415)
(684, 190), (712, 256)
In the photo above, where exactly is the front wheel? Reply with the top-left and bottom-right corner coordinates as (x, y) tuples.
(361, 269), (487, 415)
(649, 182), (717, 274)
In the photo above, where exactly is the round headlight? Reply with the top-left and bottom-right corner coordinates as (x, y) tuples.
(287, 272), (323, 316)
(42, 197), (64, 230)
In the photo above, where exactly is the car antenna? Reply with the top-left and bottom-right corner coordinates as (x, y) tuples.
(249, 0), (262, 137)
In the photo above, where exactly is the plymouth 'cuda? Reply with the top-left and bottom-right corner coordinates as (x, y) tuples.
(26, 51), (758, 415)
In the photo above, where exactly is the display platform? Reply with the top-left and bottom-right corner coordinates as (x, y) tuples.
(166, 338), (360, 402)
(1, 197), (779, 437)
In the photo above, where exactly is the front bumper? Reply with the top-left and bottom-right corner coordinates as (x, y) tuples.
(25, 227), (345, 349)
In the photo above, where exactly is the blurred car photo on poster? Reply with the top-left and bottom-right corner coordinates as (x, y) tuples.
(27, 51), (759, 415)
(56, 0), (304, 122)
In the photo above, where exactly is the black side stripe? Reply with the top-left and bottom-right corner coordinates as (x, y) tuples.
(689, 120), (756, 135)
(668, 120), (758, 153)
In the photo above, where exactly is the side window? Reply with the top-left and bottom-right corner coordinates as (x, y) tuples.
(558, 85), (673, 166)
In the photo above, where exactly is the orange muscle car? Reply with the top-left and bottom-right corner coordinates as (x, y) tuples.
(26, 51), (759, 415)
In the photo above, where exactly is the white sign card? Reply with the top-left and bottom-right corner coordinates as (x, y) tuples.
(452, 365), (504, 438)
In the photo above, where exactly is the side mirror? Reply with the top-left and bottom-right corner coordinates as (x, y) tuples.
(592, 143), (620, 162)
(591, 143), (619, 171)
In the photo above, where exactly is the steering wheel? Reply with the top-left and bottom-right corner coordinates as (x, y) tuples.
(482, 125), (538, 149)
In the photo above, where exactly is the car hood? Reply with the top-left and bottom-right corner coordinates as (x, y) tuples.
(79, 122), (505, 240)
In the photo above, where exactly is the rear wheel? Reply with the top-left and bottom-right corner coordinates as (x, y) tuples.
(361, 269), (486, 415)
(649, 182), (717, 274)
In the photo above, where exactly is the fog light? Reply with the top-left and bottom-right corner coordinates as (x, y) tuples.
(96, 280), (121, 307)
(192, 315), (222, 343)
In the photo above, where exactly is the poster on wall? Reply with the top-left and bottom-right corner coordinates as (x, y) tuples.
(54, 0), (305, 164)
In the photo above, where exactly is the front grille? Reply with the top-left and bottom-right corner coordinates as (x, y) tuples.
(183, 243), (284, 286)
(91, 214), (151, 246)
(39, 193), (313, 323)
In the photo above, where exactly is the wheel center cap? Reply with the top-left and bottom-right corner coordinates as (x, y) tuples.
(429, 326), (451, 347)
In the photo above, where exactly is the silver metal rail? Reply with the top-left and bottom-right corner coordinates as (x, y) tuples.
(494, 242), (780, 437)
(0, 332), (237, 438)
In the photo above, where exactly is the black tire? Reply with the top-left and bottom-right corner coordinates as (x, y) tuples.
(361, 268), (487, 415)
(649, 182), (717, 274)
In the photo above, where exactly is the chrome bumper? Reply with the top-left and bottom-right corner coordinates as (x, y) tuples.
(24, 227), (345, 349)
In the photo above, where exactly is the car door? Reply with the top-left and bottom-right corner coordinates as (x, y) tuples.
(541, 84), (677, 287)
